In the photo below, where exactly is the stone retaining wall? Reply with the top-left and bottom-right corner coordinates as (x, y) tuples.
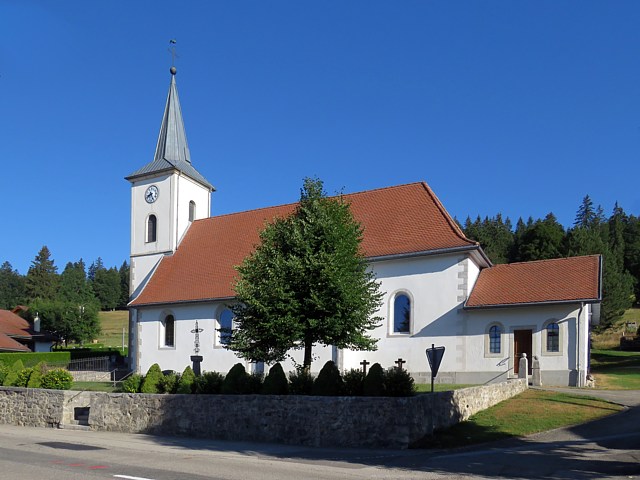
(0, 379), (526, 449)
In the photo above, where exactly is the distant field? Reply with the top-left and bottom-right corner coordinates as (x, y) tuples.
(96, 310), (129, 348)
(591, 308), (639, 350)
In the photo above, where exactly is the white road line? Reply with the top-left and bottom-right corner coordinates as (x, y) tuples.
(113, 475), (155, 480)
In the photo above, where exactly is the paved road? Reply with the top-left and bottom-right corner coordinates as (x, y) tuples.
(0, 388), (638, 479)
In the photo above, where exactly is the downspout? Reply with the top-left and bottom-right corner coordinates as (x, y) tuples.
(576, 302), (584, 387)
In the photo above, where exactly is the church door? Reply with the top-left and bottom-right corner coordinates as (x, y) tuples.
(513, 329), (533, 375)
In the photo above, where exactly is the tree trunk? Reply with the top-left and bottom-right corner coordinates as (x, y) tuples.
(303, 333), (313, 372)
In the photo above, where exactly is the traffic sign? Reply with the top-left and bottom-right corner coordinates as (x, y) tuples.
(426, 344), (445, 377)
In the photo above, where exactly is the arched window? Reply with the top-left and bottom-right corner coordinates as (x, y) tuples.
(393, 293), (411, 333)
(164, 314), (175, 347)
(147, 215), (157, 243)
(489, 325), (501, 354)
(217, 308), (233, 345)
(189, 201), (196, 222)
(546, 322), (559, 352)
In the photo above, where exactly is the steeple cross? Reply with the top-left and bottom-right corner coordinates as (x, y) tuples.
(191, 320), (204, 355)
(168, 39), (179, 67)
(360, 359), (370, 375)
(395, 358), (407, 370)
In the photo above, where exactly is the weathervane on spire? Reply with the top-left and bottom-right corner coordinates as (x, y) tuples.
(168, 39), (178, 75)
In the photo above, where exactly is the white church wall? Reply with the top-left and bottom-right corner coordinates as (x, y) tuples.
(130, 173), (173, 257)
(174, 174), (211, 246)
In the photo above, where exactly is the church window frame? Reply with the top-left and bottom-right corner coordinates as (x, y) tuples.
(215, 306), (234, 348)
(146, 214), (157, 243)
(389, 290), (413, 336)
(484, 322), (504, 358)
(542, 319), (563, 356)
(189, 201), (196, 222)
(159, 312), (176, 349)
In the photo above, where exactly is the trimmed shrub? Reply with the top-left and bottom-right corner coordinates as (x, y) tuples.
(245, 372), (264, 394)
(288, 367), (314, 395)
(0, 363), (9, 385)
(221, 363), (249, 394)
(0, 352), (70, 368)
(121, 373), (144, 393)
(384, 367), (416, 397)
(176, 366), (196, 394)
(194, 371), (225, 394)
(158, 372), (180, 394)
(3, 360), (25, 387)
(312, 361), (344, 396)
(343, 368), (365, 396)
(15, 367), (34, 387)
(26, 362), (45, 389)
(41, 369), (73, 390)
(363, 363), (385, 396)
(140, 363), (163, 394)
(262, 363), (289, 395)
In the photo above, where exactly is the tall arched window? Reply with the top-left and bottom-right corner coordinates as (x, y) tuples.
(217, 308), (233, 345)
(393, 293), (411, 333)
(189, 201), (196, 222)
(489, 325), (501, 354)
(164, 314), (175, 347)
(147, 215), (157, 243)
(546, 322), (559, 352)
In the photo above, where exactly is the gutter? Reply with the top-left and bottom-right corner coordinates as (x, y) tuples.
(464, 297), (601, 310)
(367, 244), (491, 266)
(130, 295), (236, 309)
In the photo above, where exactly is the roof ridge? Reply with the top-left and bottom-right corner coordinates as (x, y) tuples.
(487, 254), (602, 268)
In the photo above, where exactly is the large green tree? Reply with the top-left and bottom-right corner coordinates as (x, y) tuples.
(28, 298), (101, 346)
(0, 261), (26, 309)
(25, 246), (59, 301)
(118, 261), (130, 309)
(227, 178), (384, 370)
(59, 259), (94, 305)
(93, 267), (122, 310)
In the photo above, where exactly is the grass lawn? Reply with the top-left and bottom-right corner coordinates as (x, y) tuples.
(72, 381), (119, 393)
(592, 308), (640, 349)
(418, 389), (623, 449)
(96, 310), (129, 348)
(590, 349), (640, 390)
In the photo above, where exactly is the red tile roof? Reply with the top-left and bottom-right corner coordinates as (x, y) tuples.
(132, 182), (479, 306)
(0, 333), (30, 351)
(0, 310), (33, 337)
(466, 255), (602, 308)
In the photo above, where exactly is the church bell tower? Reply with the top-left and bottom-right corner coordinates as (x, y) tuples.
(126, 66), (214, 300)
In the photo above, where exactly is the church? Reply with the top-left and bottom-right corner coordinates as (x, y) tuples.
(127, 68), (602, 387)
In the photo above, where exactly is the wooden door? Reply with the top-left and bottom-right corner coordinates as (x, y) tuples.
(513, 329), (533, 375)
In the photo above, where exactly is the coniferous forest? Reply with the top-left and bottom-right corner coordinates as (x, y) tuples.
(0, 194), (637, 341)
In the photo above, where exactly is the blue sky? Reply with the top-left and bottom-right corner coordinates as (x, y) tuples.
(2, 1), (639, 274)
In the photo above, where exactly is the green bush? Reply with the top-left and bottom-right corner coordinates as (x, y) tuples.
(288, 367), (314, 395)
(3, 360), (25, 387)
(245, 372), (263, 394)
(140, 363), (163, 394)
(384, 367), (416, 397)
(363, 363), (385, 396)
(158, 372), (180, 394)
(0, 352), (70, 368)
(121, 373), (144, 393)
(194, 371), (225, 394)
(14, 367), (34, 388)
(176, 366), (196, 394)
(0, 364), (9, 384)
(262, 363), (289, 395)
(41, 369), (73, 390)
(221, 363), (250, 394)
(343, 368), (365, 396)
(312, 361), (344, 396)
(26, 362), (45, 389)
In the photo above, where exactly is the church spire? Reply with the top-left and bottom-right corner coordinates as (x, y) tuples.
(154, 67), (191, 165)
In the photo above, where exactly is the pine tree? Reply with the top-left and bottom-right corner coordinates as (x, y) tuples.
(59, 259), (93, 304)
(0, 261), (26, 309)
(25, 246), (59, 301)
(575, 195), (596, 228)
(93, 267), (122, 310)
(517, 213), (565, 261)
(118, 261), (130, 308)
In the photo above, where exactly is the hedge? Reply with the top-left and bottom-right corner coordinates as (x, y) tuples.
(53, 347), (126, 361)
(0, 352), (71, 368)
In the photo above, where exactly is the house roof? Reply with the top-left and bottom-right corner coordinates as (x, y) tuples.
(0, 310), (33, 352)
(131, 181), (481, 306)
(465, 255), (602, 309)
(0, 333), (30, 352)
(125, 68), (213, 190)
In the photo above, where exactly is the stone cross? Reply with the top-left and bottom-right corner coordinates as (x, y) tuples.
(191, 320), (203, 355)
(360, 359), (370, 375)
(395, 358), (406, 370)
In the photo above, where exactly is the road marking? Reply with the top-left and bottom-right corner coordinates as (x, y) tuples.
(89, 465), (109, 469)
(113, 475), (155, 480)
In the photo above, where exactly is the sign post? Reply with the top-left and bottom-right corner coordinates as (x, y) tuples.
(426, 344), (445, 393)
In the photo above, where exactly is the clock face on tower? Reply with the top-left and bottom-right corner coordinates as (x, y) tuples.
(145, 185), (159, 203)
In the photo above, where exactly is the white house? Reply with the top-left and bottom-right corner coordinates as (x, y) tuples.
(127, 68), (602, 387)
